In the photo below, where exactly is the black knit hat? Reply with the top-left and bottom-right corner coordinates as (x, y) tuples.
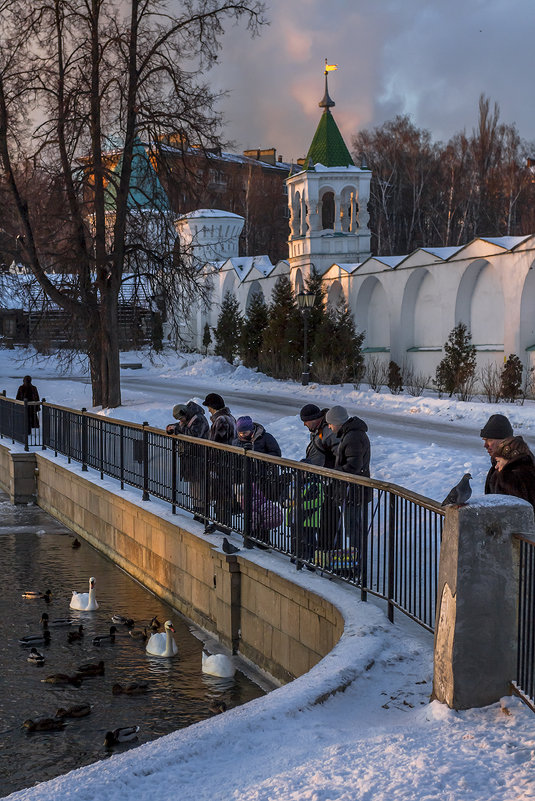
(203, 392), (225, 411)
(300, 403), (322, 422)
(480, 414), (513, 440)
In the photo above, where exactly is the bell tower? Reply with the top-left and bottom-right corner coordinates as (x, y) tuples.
(287, 63), (372, 279)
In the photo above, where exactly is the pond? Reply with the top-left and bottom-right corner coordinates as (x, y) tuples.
(0, 493), (268, 797)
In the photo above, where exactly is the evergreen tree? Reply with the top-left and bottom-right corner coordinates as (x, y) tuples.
(240, 291), (268, 368)
(214, 291), (242, 364)
(304, 268), (327, 360)
(500, 354), (523, 401)
(434, 323), (477, 397)
(387, 361), (403, 394)
(312, 298), (365, 384)
(259, 276), (302, 379)
(202, 323), (212, 355)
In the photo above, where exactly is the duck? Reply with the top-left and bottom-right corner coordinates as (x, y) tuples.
(41, 613), (76, 628)
(19, 630), (51, 646)
(67, 625), (84, 643)
(24, 718), (65, 732)
(149, 616), (161, 631)
(22, 589), (52, 602)
(201, 650), (235, 678)
(129, 627), (148, 642)
(208, 700), (227, 715)
(27, 647), (45, 666)
(145, 620), (178, 657)
(104, 725), (139, 747)
(55, 703), (91, 719)
(112, 682), (150, 696)
(70, 576), (98, 611)
(41, 673), (83, 687)
(77, 660), (104, 676)
(111, 614), (134, 627)
(71, 538), (81, 549)
(92, 626), (117, 646)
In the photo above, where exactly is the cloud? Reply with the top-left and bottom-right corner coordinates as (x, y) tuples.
(206, 0), (535, 161)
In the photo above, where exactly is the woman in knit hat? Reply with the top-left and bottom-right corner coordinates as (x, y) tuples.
(491, 436), (535, 509)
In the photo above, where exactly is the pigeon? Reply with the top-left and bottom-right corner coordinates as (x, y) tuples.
(441, 473), (472, 507)
(222, 537), (240, 554)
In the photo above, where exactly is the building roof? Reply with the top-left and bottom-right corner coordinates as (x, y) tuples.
(105, 139), (172, 213)
(305, 109), (355, 168)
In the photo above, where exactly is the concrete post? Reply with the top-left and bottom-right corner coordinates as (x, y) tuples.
(433, 496), (535, 709)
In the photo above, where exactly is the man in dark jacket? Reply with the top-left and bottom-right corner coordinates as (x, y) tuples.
(480, 413), (514, 494)
(326, 405), (371, 549)
(16, 375), (40, 433)
(299, 404), (338, 467)
(493, 436), (535, 510)
(203, 393), (236, 532)
(166, 401), (209, 439)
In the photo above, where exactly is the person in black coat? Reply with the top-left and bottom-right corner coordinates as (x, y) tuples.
(16, 375), (40, 433)
(166, 401), (209, 519)
(480, 414), (514, 494)
(326, 405), (371, 549)
(492, 436), (535, 510)
(232, 416), (281, 456)
(202, 393), (236, 531)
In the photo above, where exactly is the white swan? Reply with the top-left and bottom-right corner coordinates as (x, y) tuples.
(145, 620), (178, 657)
(202, 650), (235, 678)
(70, 577), (98, 611)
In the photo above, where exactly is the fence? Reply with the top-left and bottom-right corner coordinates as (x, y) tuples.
(512, 535), (535, 712)
(0, 394), (444, 633)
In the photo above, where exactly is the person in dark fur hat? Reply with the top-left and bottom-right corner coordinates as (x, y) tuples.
(480, 413), (514, 494)
(166, 401), (209, 521)
(492, 436), (535, 510)
(203, 393), (236, 532)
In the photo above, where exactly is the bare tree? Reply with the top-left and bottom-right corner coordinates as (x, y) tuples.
(0, 0), (265, 407)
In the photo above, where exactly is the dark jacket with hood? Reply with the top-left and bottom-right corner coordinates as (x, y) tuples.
(491, 453), (535, 510)
(334, 416), (370, 477)
(209, 406), (236, 444)
(232, 423), (281, 457)
(303, 409), (338, 468)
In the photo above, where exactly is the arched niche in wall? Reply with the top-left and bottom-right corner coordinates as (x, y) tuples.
(320, 188), (335, 230)
(327, 280), (344, 310)
(519, 259), (535, 362)
(355, 275), (389, 348)
(294, 268), (304, 294)
(221, 269), (237, 306)
(292, 190), (301, 236)
(245, 280), (265, 311)
(456, 259), (504, 348)
(400, 268), (441, 351)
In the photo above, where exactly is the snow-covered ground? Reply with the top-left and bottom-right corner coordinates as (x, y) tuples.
(2, 346), (535, 801)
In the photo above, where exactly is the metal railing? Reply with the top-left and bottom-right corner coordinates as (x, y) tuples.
(0, 394), (444, 632)
(512, 535), (535, 712)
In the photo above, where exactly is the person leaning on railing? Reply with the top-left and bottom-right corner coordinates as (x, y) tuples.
(166, 401), (209, 522)
(16, 375), (40, 434)
(203, 393), (237, 533)
(325, 405), (371, 550)
(492, 436), (535, 510)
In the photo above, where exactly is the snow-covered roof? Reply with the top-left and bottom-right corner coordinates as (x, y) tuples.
(419, 246), (464, 260)
(479, 235), (532, 250)
(177, 209), (244, 222)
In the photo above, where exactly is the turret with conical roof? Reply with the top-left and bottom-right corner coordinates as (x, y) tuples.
(286, 63), (372, 277)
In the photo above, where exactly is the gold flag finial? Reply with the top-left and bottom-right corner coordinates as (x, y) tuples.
(324, 59), (338, 74)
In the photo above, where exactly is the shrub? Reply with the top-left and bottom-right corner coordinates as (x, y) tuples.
(387, 360), (403, 394)
(500, 354), (523, 402)
(434, 323), (476, 397)
(479, 362), (501, 403)
(214, 291), (242, 363)
(366, 356), (387, 392)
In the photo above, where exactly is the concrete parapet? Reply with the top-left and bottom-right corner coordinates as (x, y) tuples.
(0, 444), (37, 503)
(433, 496), (535, 709)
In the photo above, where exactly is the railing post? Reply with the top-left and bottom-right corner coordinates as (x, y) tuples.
(23, 399), (29, 451)
(171, 437), (177, 514)
(119, 426), (125, 490)
(41, 400), (47, 450)
(99, 418), (104, 480)
(243, 451), (251, 544)
(387, 492), (396, 623)
(360, 487), (369, 602)
(142, 421), (149, 501)
(81, 408), (88, 471)
(294, 470), (304, 567)
(202, 445), (210, 521)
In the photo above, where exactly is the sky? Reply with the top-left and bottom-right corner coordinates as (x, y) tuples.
(207, 0), (535, 162)
(2, 345), (535, 801)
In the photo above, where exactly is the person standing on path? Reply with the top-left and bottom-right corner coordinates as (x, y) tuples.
(16, 375), (40, 433)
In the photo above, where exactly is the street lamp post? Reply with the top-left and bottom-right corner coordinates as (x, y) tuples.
(297, 290), (316, 386)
